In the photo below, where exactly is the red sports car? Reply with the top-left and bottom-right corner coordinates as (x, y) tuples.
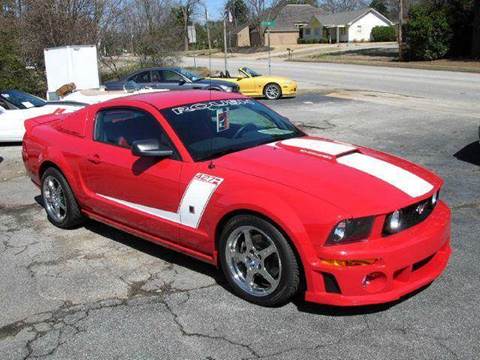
(22, 90), (451, 307)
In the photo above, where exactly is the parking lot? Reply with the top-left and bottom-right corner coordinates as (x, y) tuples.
(1, 83), (480, 359)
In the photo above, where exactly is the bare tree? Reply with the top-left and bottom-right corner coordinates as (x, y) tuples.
(318, 0), (368, 13)
(243, 0), (285, 45)
(176, 0), (199, 51)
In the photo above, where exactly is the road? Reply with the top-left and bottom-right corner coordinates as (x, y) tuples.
(186, 57), (480, 117)
(1, 61), (480, 359)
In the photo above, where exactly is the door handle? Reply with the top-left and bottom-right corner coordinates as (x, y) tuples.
(87, 154), (101, 165)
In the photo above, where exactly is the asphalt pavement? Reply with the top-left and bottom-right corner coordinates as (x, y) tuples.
(1, 63), (480, 359)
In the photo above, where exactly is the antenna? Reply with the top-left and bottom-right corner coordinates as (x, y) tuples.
(208, 40), (214, 169)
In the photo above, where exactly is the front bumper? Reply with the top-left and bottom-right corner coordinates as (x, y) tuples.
(281, 84), (297, 97)
(305, 201), (451, 306)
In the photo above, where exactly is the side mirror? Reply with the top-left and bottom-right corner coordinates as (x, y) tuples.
(131, 139), (174, 158)
(0, 105), (6, 114)
(178, 79), (186, 86)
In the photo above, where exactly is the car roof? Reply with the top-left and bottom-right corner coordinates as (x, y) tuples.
(105, 90), (246, 110)
(131, 67), (181, 73)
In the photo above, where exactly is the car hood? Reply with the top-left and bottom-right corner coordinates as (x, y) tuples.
(214, 136), (442, 217)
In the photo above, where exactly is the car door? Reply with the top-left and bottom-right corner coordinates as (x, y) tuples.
(128, 71), (152, 87)
(158, 70), (191, 90)
(80, 105), (183, 243)
(236, 69), (256, 94)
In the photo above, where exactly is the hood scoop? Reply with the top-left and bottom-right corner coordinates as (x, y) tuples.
(276, 138), (360, 160)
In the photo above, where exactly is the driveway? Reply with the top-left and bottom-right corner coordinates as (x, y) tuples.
(1, 79), (480, 358)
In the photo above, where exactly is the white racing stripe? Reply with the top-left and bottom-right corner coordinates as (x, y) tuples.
(97, 173), (223, 229)
(277, 138), (433, 198)
(337, 152), (433, 198)
(280, 138), (357, 156)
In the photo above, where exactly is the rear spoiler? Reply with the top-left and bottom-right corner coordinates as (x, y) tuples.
(24, 113), (62, 133)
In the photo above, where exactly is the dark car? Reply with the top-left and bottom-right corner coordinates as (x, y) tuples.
(104, 67), (239, 93)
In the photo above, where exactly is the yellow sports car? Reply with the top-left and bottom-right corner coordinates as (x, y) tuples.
(209, 67), (297, 100)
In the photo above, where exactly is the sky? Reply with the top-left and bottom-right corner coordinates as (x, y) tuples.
(205, 0), (225, 20)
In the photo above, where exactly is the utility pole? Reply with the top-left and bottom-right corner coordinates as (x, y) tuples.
(267, 27), (271, 75)
(223, 17), (228, 73)
(398, 0), (404, 61)
(183, 7), (189, 52)
(200, 2), (211, 51)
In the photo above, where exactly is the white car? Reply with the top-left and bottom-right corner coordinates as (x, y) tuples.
(0, 88), (166, 142)
(0, 90), (85, 142)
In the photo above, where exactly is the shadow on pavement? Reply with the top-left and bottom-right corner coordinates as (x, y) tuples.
(84, 220), (228, 288)
(293, 284), (431, 316)
(454, 141), (480, 166)
(0, 156), (3, 164)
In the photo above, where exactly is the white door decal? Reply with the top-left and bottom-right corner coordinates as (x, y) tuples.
(97, 173), (223, 229)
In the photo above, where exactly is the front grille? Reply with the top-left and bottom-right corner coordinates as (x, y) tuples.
(383, 195), (437, 236)
(412, 254), (435, 271)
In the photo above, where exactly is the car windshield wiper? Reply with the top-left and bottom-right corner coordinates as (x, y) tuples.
(199, 145), (248, 161)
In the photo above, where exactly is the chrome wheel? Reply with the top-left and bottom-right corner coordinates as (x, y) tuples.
(264, 84), (281, 100)
(42, 176), (67, 223)
(225, 225), (282, 297)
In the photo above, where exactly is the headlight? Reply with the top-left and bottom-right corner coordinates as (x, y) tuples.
(383, 190), (440, 236)
(284, 80), (292, 85)
(326, 217), (374, 246)
(384, 210), (402, 234)
(219, 85), (233, 92)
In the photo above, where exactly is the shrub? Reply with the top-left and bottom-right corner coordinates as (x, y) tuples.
(298, 38), (328, 44)
(403, 4), (452, 61)
(371, 26), (396, 42)
(0, 28), (46, 96)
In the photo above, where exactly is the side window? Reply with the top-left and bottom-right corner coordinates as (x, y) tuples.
(94, 108), (174, 151)
(130, 71), (151, 83)
(0, 97), (10, 109)
(161, 70), (184, 82)
(151, 70), (162, 82)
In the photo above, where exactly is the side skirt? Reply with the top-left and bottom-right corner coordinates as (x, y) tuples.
(82, 209), (217, 265)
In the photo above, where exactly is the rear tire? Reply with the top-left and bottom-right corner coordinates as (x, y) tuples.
(41, 167), (84, 229)
(219, 215), (300, 307)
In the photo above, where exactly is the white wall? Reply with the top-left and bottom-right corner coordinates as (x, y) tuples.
(44, 46), (100, 95)
(348, 12), (391, 42)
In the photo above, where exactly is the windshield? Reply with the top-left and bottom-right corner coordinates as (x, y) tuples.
(161, 99), (303, 161)
(241, 67), (261, 77)
(0, 90), (46, 109)
(177, 68), (202, 82)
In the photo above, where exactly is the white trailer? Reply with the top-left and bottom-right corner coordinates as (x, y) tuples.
(44, 45), (100, 100)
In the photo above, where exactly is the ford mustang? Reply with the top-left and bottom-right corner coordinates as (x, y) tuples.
(22, 90), (450, 307)
(209, 67), (297, 100)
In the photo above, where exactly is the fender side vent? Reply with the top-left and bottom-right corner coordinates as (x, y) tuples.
(322, 272), (342, 294)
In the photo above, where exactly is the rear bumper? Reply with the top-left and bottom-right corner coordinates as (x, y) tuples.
(304, 201), (451, 306)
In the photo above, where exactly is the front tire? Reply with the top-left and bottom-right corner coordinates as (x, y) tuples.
(263, 83), (282, 100)
(219, 215), (300, 306)
(41, 167), (84, 229)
